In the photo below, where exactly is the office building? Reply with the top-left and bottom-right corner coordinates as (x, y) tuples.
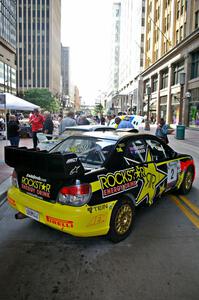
(61, 45), (70, 96)
(141, 0), (199, 127)
(107, 0), (146, 114)
(0, 0), (17, 94)
(17, 0), (61, 95)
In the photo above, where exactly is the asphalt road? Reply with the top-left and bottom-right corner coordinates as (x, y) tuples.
(0, 135), (199, 300)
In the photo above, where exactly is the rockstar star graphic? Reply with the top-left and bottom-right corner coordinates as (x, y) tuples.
(136, 151), (167, 205)
(41, 183), (47, 191)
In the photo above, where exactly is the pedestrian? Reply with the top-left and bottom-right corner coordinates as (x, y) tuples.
(114, 116), (122, 128)
(7, 115), (20, 147)
(43, 111), (54, 139)
(59, 111), (76, 134)
(100, 115), (106, 125)
(117, 116), (134, 129)
(76, 114), (90, 125)
(29, 108), (44, 148)
(155, 118), (169, 144)
(0, 115), (5, 131)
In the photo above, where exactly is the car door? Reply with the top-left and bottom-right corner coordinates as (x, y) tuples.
(122, 137), (164, 206)
(145, 137), (180, 191)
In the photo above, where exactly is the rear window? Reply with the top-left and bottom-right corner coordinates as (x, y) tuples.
(51, 137), (116, 166)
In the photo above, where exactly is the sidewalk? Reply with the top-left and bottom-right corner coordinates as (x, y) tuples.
(0, 128), (199, 204)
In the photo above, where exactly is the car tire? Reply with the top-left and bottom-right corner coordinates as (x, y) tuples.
(179, 166), (194, 195)
(107, 197), (135, 243)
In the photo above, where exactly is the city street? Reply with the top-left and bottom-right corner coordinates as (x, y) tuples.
(0, 130), (199, 300)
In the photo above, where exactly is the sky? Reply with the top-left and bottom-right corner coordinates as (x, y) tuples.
(61, 0), (113, 105)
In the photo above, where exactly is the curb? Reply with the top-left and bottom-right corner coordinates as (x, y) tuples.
(0, 191), (7, 207)
(0, 177), (11, 207)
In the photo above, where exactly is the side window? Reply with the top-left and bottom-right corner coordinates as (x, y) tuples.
(145, 139), (167, 161)
(124, 139), (147, 164)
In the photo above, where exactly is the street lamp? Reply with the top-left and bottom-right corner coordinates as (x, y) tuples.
(176, 72), (186, 140)
(144, 86), (151, 130)
(179, 72), (185, 125)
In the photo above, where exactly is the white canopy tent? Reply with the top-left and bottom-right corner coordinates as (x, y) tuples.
(0, 93), (40, 111)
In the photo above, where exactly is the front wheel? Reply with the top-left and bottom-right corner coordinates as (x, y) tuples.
(107, 198), (135, 243)
(179, 167), (194, 194)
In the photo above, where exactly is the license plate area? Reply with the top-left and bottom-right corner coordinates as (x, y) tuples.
(25, 207), (40, 221)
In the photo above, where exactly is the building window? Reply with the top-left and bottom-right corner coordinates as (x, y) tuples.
(155, 49), (158, 60)
(161, 69), (168, 89)
(191, 51), (199, 79)
(195, 11), (199, 29)
(181, 0), (184, 15)
(149, 1), (152, 12)
(148, 38), (150, 50)
(177, 1), (180, 19)
(144, 80), (150, 95)
(152, 75), (158, 92)
(176, 29), (179, 44)
(184, 23), (186, 38)
(141, 17), (145, 27)
(180, 26), (183, 41)
(185, 0), (187, 11)
(173, 61), (184, 85)
(141, 33), (144, 42)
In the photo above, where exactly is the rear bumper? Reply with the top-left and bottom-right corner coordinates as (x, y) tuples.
(7, 186), (116, 237)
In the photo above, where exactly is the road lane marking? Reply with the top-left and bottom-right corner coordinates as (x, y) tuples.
(178, 195), (199, 217)
(170, 195), (199, 229)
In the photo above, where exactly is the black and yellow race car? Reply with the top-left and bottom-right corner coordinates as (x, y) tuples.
(5, 131), (195, 242)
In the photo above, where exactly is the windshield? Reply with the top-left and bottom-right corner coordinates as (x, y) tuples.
(51, 136), (116, 167)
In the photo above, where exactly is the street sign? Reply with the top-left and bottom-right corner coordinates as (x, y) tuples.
(0, 94), (6, 104)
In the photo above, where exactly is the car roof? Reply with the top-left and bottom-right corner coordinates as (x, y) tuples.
(64, 125), (115, 132)
(67, 130), (156, 141)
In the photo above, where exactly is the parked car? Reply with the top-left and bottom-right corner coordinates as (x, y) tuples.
(6, 131), (195, 242)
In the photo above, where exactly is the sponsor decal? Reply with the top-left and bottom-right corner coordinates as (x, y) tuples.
(98, 166), (145, 198)
(69, 166), (80, 175)
(26, 174), (46, 182)
(46, 216), (74, 229)
(87, 203), (109, 213)
(8, 197), (16, 207)
(67, 158), (78, 164)
(21, 176), (51, 198)
(87, 214), (106, 227)
(129, 145), (146, 154)
(116, 147), (123, 152)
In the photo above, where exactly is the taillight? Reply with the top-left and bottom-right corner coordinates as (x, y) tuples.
(12, 170), (18, 188)
(58, 183), (92, 206)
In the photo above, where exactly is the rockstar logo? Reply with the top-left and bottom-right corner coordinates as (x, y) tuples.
(136, 151), (167, 205)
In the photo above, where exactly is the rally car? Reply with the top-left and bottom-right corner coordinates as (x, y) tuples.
(5, 131), (195, 242)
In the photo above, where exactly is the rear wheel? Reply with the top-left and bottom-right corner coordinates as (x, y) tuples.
(108, 198), (135, 243)
(179, 167), (194, 194)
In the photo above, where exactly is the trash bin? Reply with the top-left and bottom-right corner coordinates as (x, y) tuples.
(175, 125), (185, 140)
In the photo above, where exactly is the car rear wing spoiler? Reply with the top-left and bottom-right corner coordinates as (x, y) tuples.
(5, 146), (85, 179)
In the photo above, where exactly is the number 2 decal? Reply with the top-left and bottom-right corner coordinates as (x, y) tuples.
(167, 161), (179, 184)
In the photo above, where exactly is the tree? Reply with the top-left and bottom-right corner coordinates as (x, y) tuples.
(24, 89), (59, 112)
(94, 103), (104, 115)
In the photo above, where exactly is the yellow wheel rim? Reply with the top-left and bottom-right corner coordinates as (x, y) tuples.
(185, 171), (193, 191)
(115, 204), (133, 235)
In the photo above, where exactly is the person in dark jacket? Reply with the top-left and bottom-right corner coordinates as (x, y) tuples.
(7, 115), (20, 146)
(43, 111), (54, 139)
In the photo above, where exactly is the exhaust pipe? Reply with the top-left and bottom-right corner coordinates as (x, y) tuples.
(15, 212), (28, 219)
